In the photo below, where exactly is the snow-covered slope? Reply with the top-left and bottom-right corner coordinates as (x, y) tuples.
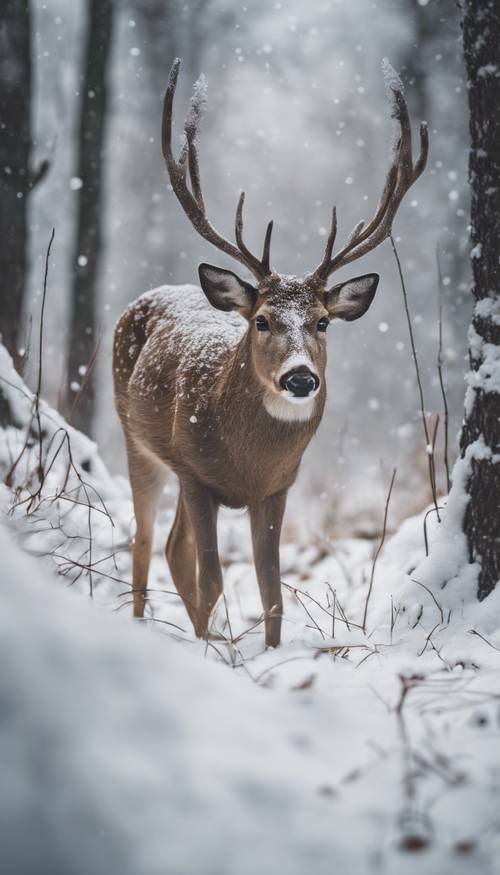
(0, 524), (352, 875)
(2, 345), (500, 874)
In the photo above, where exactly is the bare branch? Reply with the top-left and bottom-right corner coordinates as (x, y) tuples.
(362, 468), (397, 632)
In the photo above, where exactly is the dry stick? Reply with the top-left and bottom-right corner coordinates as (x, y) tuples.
(468, 628), (500, 652)
(335, 594), (352, 632)
(292, 589), (326, 639)
(362, 467), (397, 632)
(389, 233), (441, 521)
(67, 337), (101, 427)
(4, 230), (55, 490)
(431, 413), (440, 453)
(390, 598), (401, 645)
(435, 249), (451, 492)
(417, 622), (442, 657)
(411, 577), (444, 624)
(283, 581), (362, 631)
(34, 228), (55, 486)
(331, 586), (336, 639)
(422, 505), (444, 557)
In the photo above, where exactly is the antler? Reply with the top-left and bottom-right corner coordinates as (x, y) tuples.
(162, 59), (273, 281)
(311, 59), (429, 282)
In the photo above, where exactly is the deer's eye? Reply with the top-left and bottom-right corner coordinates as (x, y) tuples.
(255, 315), (270, 332)
(317, 318), (329, 333)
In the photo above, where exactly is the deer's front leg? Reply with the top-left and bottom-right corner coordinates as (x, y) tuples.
(250, 490), (287, 647)
(181, 476), (223, 638)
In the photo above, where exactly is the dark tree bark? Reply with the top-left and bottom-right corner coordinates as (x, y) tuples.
(66, 0), (113, 435)
(0, 1), (31, 370)
(459, 0), (500, 599)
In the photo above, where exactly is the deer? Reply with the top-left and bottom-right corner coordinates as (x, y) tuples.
(113, 58), (428, 647)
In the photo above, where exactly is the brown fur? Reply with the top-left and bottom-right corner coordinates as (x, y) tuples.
(114, 273), (331, 646)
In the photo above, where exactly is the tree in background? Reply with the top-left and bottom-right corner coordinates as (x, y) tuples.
(459, 0), (500, 598)
(0, 1), (32, 371)
(66, 0), (113, 435)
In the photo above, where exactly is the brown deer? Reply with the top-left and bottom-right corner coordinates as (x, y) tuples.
(113, 59), (428, 646)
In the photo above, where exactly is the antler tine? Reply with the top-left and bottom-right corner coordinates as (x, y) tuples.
(235, 192), (274, 279)
(412, 121), (429, 183)
(311, 62), (428, 281)
(184, 73), (207, 210)
(187, 140), (204, 210)
(345, 219), (365, 247)
(161, 59), (272, 281)
(261, 220), (274, 274)
(162, 58), (182, 169)
(393, 88), (413, 179)
(315, 207), (338, 279)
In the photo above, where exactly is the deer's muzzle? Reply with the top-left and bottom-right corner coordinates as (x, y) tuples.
(280, 367), (319, 398)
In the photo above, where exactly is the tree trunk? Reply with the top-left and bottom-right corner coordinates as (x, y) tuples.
(459, 0), (500, 600)
(0, 0), (31, 370)
(66, 0), (113, 435)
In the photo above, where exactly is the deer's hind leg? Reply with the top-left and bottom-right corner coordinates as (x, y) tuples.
(127, 441), (167, 618)
(167, 477), (223, 638)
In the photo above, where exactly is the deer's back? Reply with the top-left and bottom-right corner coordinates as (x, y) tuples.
(113, 284), (246, 458)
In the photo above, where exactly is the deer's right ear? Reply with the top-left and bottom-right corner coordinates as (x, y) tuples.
(325, 273), (379, 322)
(198, 264), (257, 315)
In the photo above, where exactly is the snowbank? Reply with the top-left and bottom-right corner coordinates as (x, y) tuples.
(2, 344), (500, 874)
(0, 522), (388, 875)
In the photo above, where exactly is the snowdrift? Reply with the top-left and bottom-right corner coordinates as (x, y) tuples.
(2, 344), (500, 874)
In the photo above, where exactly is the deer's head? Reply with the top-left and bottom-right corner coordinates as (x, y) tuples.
(162, 59), (428, 422)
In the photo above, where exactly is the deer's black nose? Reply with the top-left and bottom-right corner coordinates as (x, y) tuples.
(280, 368), (319, 398)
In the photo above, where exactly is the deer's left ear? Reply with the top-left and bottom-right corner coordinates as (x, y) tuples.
(198, 264), (257, 316)
(325, 273), (379, 321)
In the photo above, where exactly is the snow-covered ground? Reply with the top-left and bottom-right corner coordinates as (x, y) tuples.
(1, 344), (500, 875)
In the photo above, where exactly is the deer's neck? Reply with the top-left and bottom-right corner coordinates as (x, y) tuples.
(214, 330), (324, 440)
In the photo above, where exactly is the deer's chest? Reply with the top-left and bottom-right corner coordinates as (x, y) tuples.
(178, 407), (314, 506)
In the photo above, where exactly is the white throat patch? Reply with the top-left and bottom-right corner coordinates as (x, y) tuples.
(263, 390), (317, 422)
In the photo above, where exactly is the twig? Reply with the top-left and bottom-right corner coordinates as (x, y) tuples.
(417, 622), (443, 657)
(411, 577), (444, 624)
(67, 338), (101, 427)
(390, 595), (401, 644)
(34, 228), (55, 486)
(394, 673), (425, 715)
(390, 233), (440, 521)
(135, 616), (187, 633)
(435, 248), (451, 492)
(291, 588), (326, 639)
(329, 585), (336, 639)
(282, 581), (362, 631)
(422, 505), (444, 557)
(468, 628), (500, 652)
(4, 230), (55, 490)
(362, 468), (397, 632)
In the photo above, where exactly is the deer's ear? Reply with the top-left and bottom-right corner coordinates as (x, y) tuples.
(198, 264), (257, 315)
(325, 273), (379, 321)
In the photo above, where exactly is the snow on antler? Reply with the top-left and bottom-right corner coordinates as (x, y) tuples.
(381, 57), (406, 155)
(184, 73), (208, 142)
